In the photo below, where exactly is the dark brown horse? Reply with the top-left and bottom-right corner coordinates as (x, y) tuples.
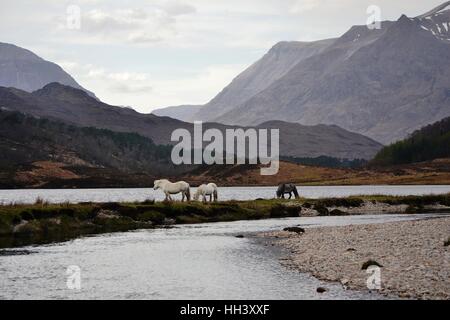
(276, 183), (300, 199)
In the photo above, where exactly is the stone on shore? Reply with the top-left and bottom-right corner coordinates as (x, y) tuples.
(283, 227), (305, 234)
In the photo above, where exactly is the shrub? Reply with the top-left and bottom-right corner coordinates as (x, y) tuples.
(34, 197), (49, 206)
(138, 211), (165, 224)
(30, 208), (59, 219)
(303, 202), (312, 208)
(329, 209), (345, 216)
(317, 198), (364, 208)
(270, 204), (301, 218)
(314, 204), (329, 216)
(20, 210), (34, 221)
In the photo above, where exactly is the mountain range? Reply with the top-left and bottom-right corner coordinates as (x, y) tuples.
(0, 83), (382, 160)
(154, 2), (450, 145)
(1, 2), (450, 187)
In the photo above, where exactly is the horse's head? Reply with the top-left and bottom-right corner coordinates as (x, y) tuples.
(193, 185), (204, 201)
(193, 192), (199, 201)
(276, 184), (284, 198)
(153, 180), (161, 190)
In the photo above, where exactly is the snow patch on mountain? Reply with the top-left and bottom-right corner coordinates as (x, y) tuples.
(417, 1), (450, 41)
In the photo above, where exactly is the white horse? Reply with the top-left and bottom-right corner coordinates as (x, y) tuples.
(153, 179), (191, 202)
(193, 183), (218, 203)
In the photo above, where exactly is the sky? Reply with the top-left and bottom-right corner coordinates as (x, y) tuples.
(0, 0), (445, 113)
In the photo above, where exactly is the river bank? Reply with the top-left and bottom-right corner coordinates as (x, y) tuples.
(0, 194), (449, 249)
(3, 159), (450, 189)
(3, 214), (418, 300)
(261, 217), (450, 300)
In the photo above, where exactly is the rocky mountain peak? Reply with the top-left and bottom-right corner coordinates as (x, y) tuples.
(0, 42), (42, 61)
(32, 82), (97, 105)
(205, 2), (450, 144)
(0, 42), (97, 98)
(416, 1), (450, 19)
(416, 2), (450, 42)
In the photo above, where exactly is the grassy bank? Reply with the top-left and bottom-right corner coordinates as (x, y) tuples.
(1, 194), (449, 249)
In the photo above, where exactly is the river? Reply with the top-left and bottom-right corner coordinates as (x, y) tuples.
(0, 213), (443, 300)
(1, 185), (450, 204)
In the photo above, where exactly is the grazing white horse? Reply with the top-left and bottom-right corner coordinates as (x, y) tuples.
(193, 183), (218, 203)
(153, 179), (191, 202)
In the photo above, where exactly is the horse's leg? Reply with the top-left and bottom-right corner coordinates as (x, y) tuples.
(209, 194), (212, 202)
(181, 192), (185, 202)
(289, 192), (292, 199)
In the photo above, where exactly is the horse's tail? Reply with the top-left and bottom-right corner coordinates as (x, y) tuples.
(292, 186), (300, 199)
(213, 188), (218, 202)
(185, 186), (191, 201)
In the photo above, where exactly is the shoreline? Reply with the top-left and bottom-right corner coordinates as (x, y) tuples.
(0, 194), (449, 249)
(260, 217), (450, 300)
(2, 182), (450, 190)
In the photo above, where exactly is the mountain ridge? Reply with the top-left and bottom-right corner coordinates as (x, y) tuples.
(156, 2), (450, 145)
(0, 82), (383, 160)
(0, 42), (96, 98)
(152, 39), (336, 122)
(212, 6), (450, 144)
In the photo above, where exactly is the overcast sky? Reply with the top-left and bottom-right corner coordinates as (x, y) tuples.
(0, 0), (444, 112)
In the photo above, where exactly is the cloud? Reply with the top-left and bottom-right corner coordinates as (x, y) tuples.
(107, 72), (148, 82)
(163, 2), (196, 16)
(289, 0), (321, 14)
(56, 61), (153, 96)
(128, 32), (163, 43)
(59, 2), (197, 44)
(4, 0), (445, 113)
(109, 83), (153, 94)
(57, 58), (247, 112)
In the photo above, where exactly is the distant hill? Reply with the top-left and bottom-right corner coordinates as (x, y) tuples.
(152, 104), (202, 122)
(0, 109), (190, 188)
(184, 159), (450, 186)
(0, 110), (444, 189)
(0, 82), (187, 146)
(0, 83), (382, 160)
(372, 116), (450, 165)
(254, 120), (382, 160)
(0, 42), (96, 98)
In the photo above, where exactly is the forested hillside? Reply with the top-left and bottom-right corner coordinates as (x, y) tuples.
(372, 117), (450, 165)
(0, 110), (185, 179)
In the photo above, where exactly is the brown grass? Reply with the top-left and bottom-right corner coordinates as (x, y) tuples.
(185, 159), (450, 186)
